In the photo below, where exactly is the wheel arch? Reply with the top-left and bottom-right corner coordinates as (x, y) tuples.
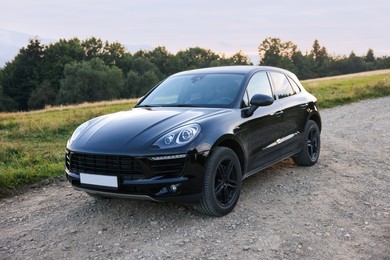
(211, 136), (246, 176)
(308, 113), (322, 132)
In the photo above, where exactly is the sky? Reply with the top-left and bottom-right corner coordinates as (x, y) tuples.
(1, 0), (389, 64)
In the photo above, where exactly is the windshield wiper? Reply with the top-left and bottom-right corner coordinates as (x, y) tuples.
(136, 105), (158, 108)
(175, 104), (198, 107)
(137, 104), (199, 108)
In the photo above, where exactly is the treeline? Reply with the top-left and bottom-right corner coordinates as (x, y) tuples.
(0, 37), (389, 112)
(0, 38), (251, 112)
(258, 37), (390, 79)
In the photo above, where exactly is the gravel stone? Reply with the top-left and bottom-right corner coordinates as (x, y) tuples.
(0, 97), (389, 259)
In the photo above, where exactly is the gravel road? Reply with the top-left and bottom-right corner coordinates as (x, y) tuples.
(1, 97), (389, 260)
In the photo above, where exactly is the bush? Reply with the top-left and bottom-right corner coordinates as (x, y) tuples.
(56, 58), (124, 105)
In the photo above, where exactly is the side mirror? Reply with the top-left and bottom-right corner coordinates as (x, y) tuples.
(244, 94), (274, 117)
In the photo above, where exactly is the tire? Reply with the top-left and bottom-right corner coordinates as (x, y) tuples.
(196, 147), (242, 217)
(293, 120), (321, 166)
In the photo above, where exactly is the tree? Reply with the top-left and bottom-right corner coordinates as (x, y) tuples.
(81, 37), (126, 65)
(310, 39), (329, 65)
(311, 40), (321, 60)
(124, 70), (139, 98)
(56, 58), (124, 104)
(0, 83), (17, 112)
(376, 56), (390, 69)
(28, 80), (57, 110)
(258, 37), (298, 72)
(122, 58), (162, 98)
(115, 53), (134, 74)
(40, 38), (85, 102)
(101, 41), (126, 65)
(308, 39), (331, 77)
(176, 47), (220, 70)
(291, 51), (317, 79)
(134, 46), (175, 76)
(124, 69), (160, 98)
(81, 37), (104, 59)
(135, 70), (160, 97)
(365, 49), (375, 63)
(346, 51), (365, 73)
(229, 51), (253, 65)
(1, 38), (44, 110)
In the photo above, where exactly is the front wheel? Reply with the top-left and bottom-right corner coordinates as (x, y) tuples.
(293, 120), (321, 166)
(196, 147), (242, 217)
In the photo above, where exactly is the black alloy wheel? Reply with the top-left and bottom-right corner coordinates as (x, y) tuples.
(214, 158), (238, 207)
(196, 147), (242, 217)
(307, 125), (320, 161)
(293, 120), (321, 166)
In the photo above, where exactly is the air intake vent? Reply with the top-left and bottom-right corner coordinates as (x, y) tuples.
(66, 152), (144, 180)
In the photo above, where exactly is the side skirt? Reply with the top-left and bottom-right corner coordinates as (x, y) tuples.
(242, 148), (301, 180)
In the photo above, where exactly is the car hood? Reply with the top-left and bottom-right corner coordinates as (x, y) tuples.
(68, 107), (232, 155)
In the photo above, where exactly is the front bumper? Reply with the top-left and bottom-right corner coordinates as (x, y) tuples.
(65, 151), (207, 204)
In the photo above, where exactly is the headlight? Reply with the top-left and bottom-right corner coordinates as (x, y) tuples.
(153, 124), (201, 149)
(68, 121), (90, 145)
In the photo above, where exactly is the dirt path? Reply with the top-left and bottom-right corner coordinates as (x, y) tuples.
(302, 69), (390, 82)
(1, 97), (389, 260)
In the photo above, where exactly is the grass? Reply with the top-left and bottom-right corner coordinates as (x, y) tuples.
(0, 100), (137, 197)
(1, 71), (390, 197)
(302, 70), (390, 108)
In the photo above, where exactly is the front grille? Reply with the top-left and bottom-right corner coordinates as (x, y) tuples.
(66, 152), (144, 179)
(66, 151), (187, 179)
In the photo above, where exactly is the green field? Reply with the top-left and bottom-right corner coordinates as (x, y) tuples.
(1, 70), (390, 196)
(0, 100), (137, 196)
(302, 70), (390, 108)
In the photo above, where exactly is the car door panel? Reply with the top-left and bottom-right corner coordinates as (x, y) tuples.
(277, 94), (310, 156)
(238, 102), (284, 173)
(268, 72), (310, 158)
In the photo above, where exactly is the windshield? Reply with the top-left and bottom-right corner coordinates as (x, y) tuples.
(137, 73), (245, 108)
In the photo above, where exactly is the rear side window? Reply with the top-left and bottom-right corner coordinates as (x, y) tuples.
(269, 72), (295, 99)
(242, 71), (273, 107)
(287, 76), (301, 94)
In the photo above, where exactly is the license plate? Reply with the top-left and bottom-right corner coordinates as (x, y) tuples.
(80, 173), (118, 188)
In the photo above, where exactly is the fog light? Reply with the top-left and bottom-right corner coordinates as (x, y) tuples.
(170, 184), (178, 193)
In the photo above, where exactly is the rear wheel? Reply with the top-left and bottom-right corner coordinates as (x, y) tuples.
(196, 147), (242, 217)
(293, 120), (321, 166)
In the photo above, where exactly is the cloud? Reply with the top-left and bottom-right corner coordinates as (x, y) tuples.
(1, 0), (389, 60)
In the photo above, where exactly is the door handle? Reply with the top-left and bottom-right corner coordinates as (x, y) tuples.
(274, 111), (284, 117)
(299, 103), (308, 109)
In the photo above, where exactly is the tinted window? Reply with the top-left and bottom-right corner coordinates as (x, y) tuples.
(242, 71), (273, 107)
(269, 72), (295, 99)
(138, 73), (245, 108)
(287, 76), (301, 94)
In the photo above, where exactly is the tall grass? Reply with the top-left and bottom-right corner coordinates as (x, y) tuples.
(0, 100), (136, 196)
(1, 72), (390, 196)
(302, 73), (390, 108)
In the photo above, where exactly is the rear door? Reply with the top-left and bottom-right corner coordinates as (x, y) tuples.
(268, 72), (307, 157)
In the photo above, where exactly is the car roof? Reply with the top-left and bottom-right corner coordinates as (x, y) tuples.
(172, 65), (296, 78)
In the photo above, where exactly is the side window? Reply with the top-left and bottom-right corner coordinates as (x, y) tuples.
(287, 76), (301, 94)
(269, 72), (295, 99)
(242, 71), (273, 107)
